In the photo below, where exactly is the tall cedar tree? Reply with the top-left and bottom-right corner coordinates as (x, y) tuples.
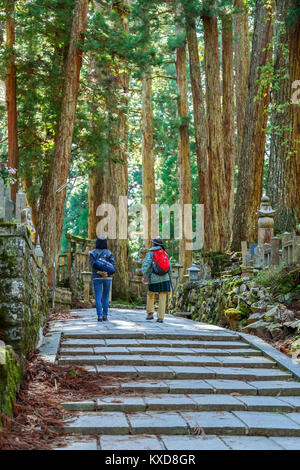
(232, 0), (274, 250)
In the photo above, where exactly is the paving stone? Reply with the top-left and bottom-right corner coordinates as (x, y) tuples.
(189, 341), (252, 349)
(220, 435), (282, 450)
(127, 347), (161, 355)
(135, 366), (175, 378)
(167, 380), (214, 394)
(58, 355), (100, 365)
(121, 381), (169, 393)
(94, 347), (130, 355)
(269, 437), (300, 450)
(188, 394), (246, 411)
(59, 348), (94, 356)
(232, 411), (300, 436)
(96, 366), (138, 377)
(181, 411), (246, 435)
(104, 355), (145, 365)
(210, 367), (290, 381)
(142, 355), (184, 366)
(60, 401), (96, 411)
(62, 412), (129, 435)
(203, 379), (257, 395)
(105, 339), (140, 347)
(54, 438), (98, 450)
(62, 339), (106, 347)
(137, 340), (172, 347)
(235, 396), (294, 412)
(100, 435), (164, 450)
(175, 356), (221, 366)
(96, 396), (146, 412)
(247, 381), (300, 396)
(169, 366), (216, 379)
(128, 412), (188, 435)
(156, 347), (197, 355)
(277, 397), (300, 410)
(161, 435), (229, 450)
(217, 356), (276, 369)
(144, 394), (198, 411)
(189, 348), (261, 357)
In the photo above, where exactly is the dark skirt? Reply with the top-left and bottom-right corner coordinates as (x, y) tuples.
(148, 280), (171, 293)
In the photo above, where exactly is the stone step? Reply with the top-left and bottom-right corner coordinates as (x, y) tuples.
(62, 331), (241, 342)
(59, 410), (300, 437)
(59, 346), (262, 357)
(119, 379), (300, 396)
(54, 434), (300, 450)
(61, 339), (251, 350)
(56, 362), (291, 381)
(60, 393), (297, 413)
(58, 354), (275, 369)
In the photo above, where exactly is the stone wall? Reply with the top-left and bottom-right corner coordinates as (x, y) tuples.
(0, 223), (49, 420)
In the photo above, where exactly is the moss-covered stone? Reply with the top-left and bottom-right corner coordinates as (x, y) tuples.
(0, 346), (22, 425)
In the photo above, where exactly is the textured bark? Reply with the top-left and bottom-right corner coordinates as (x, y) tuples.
(222, 13), (235, 232)
(233, 0), (250, 162)
(142, 66), (157, 249)
(267, 0), (298, 232)
(232, 0), (274, 250)
(6, 0), (18, 202)
(38, 0), (89, 280)
(108, 0), (130, 300)
(88, 167), (105, 239)
(175, 7), (192, 274)
(186, 17), (210, 250)
(288, 2), (300, 226)
(203, 3), (231, 252)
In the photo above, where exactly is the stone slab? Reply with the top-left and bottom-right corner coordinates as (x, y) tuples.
(189, 341), (252, 349)
(62, 339), (106, 347)
(121, 381), (169, 393)
(105, 339), (140, 346)
(169, 366), (216, 379)
(175, 356), (221, 366)
(62, 412), (129, 435)
(128, 412), (188, 435)
(188, 394), (246, 411)
(142, 356), (184, 366)
(204, 379), (257, 395)
(100, 435), (164, 450)
(158, 347), (199, 355)
(39, 332), (61, 363)
(59, 348), (94, 356)
(135, 366), (175, 379)
(96, 366), (138, 377)
(217, 356), (275, 369)
(236, 396), (294, 412)
(167, 380), (214, 394)
(221, 435), (282, 450)
(161, 435), (229, 450)
(144, 394), (198, 411)
(247, 380), (300, 396)
(60, 401), (96, 411)
(94, 347), (130, 355)
(277, 397), (300, 410)
(127, 347), (161, 355)
(269, 437), (300, 450)
(104, 355), (145, 365)
(285, 412), (300, 425)
(232, 411), (300, 436)
(54, 438), (98, 450)
(96, 396), (146, 412)
(189, 348), (261, 357)
(181, 411), (246, 435)
(210, 367), (290, 381)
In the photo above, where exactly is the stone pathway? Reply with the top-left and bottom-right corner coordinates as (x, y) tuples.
(40, 308), (300, 450)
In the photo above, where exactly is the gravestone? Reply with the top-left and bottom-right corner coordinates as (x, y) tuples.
(253, 245), (264, 268)
(256, 195), (276, 245)
(0, 177), (15, 222)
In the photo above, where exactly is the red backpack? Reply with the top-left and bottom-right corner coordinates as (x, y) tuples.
(152, 249), (170, 276)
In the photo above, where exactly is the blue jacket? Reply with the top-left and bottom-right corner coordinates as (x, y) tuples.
(141, 246), (171, 285)
(89, 248), (116, 280)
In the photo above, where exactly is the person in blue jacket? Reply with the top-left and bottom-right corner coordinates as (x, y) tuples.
(89, 236), (115, 322)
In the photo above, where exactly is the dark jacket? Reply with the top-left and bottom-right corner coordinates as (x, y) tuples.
(89, 248), (116, 280)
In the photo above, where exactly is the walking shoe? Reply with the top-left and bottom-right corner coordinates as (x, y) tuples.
(103, 316), (108, 321)
(98, 317), (103, 322)
(146, 313), (154, 320)
(156, 319), (163, 323)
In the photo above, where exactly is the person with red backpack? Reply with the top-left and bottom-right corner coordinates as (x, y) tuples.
(141, 236), (171, 323)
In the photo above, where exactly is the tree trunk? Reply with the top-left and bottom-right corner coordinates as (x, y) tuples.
(233, 0), (250, 163)
(267, 0), (298, 232)
(142, 66), (157, 249)
(186, 17), (209, 250)
(288, 1), (300, 226)
(203, 2), (231, 252)
(38, 0), (89, 282)
(109, 0), (130, 300)
(175, 6), (192, 274)
(88, 167), (105, 239)
(222, 13), (235, 233)
(232, 0), (274, 250)
(6, 0), (18, 202)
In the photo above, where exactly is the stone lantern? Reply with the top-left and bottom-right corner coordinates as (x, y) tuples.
(171, 262), (183, 288)
(81, 271), (92, 303)
(256, 195), (276, 245)
(35, 236), (44, 267)
(187, 264), (200, 282)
